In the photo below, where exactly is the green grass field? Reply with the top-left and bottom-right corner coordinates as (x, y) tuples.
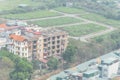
(80, 13), (120, 28)
(1, 10), (61, 20)
(55, 7), (120, 28)
(30, 17), (82, 27)
(61, 23), (107, 37)
(0, 0), (42, 10)
(55, 7), (88, 14)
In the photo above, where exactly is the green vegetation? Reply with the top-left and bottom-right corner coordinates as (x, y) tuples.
(30, 17), (82, 27)
(47, 57), (58, 70)
(1, 10), (61, 20)
(67, 30), (120, 64)
(61, 23), (107, 36)
(0, 0), (41, 10)
(0, 49), (33, 80)
(93, 30), (120, 50)
(0, 56), (14, 80)
(55, 7), (88, 14)
(67, 29), (120, 63)
(74, 0), (120, 20)
(62, 45), (76, 63)
(80, 13), (120, 28)
(55, 7), (120, 28)
(10, 58), (33, 80)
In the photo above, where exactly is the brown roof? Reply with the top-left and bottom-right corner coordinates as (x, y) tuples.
(39, 59), (48, 64)
(0, 24), (7, 29)
(9, 34), (26, 42)
(0, 24), (19, 30)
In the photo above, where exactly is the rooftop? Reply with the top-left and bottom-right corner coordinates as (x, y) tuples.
(0, 23), (19, 31)
(83, 69), (98, 75)
(48, 50), (120, 80)
(101, 57), (119, 65)
(9, 34), (26, 42)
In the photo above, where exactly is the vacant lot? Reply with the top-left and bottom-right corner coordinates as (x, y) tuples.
(55, 7), (120, 28)
(80, 12), (120, 28)
(1, 10), (61, 20)
(61, 23), (107, 37)
(0, 0), (41, 10)
(30, 17), (83, 27)
(55, 7), (88, 14)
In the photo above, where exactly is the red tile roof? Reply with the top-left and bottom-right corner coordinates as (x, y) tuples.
(0, 24), (19, 30)
(39, 59), (48, 63)
(0, 24), (7, 28)
(9, 34), (26, 42)
(34, 32), (41, 35)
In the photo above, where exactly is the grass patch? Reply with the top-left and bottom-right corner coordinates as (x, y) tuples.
(55, 7), (88, 14)
(30, 17), (82, 27)
(55, 7), (120, 28)
(92, 30), (120, 43)
(0, 0), (42, 10)
(0, 50), (14, 80)
(1, 10), (61, 20)
(80, 13), (120, 28)
(61, 23), (107, 37)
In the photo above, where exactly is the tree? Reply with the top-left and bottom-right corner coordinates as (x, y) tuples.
(2, 56), (14, 68)
(32, 60), (41, 70)
(10, 58), (33, 80)
(62, 45), (76, 63)
(47, 57), (58, 70)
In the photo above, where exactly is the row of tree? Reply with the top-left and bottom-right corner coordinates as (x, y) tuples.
(0, 49), (33, 80)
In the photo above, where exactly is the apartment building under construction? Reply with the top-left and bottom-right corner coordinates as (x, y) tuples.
(8, 27), (68, 61)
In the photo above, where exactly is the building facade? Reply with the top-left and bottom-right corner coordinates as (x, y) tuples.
(98, 57), (119, 79)
(8, 28), (68, 60)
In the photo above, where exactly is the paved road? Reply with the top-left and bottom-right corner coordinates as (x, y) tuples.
(46, 21), (91, 29)
(23, 15), (66, 22)
(2, 9), (116, 43)
(51, 10), (116, 42)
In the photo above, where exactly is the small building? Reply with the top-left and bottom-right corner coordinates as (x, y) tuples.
(71, 72), (82, 80)
(98, 57), (119, 79)
(17, 21), (27, 27)
(0, 38), (7, 49)
(6, 20), (27, 27)
(66, 2), (73, 7)
(18, 4), (28, 8)
(83, 70), (99, 80)
(6, 21), (17, 26)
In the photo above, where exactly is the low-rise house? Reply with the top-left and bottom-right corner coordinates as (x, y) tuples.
(48, 50), (120, 80)
(0, 38), (7, 50)
(83, 70), (99, 80)
(98, 57), (119, 79)
(0, 23), (21, 49)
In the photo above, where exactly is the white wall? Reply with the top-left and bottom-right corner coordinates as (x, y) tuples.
(108, 61), (119, 78)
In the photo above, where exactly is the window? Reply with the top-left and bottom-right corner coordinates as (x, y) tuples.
(57, 45), (60, 48)
(62, 35), (65, 38)
(22, 53), (24, 56)
(57, 50), (60, 53)
(52, 46), (55, 49)
(52, 37), (55, 40)
(33, 41), (37, 44)
(48, 37), (50, 41)
(52, 41), (55, 44)
(48, 47), (50, 50)
(44, 44), (47, 47)
(57, 40), (60, 44)
(44, 39), (47, 42)
(57, 36), (60, 39)
(22, 48), (24, 51)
